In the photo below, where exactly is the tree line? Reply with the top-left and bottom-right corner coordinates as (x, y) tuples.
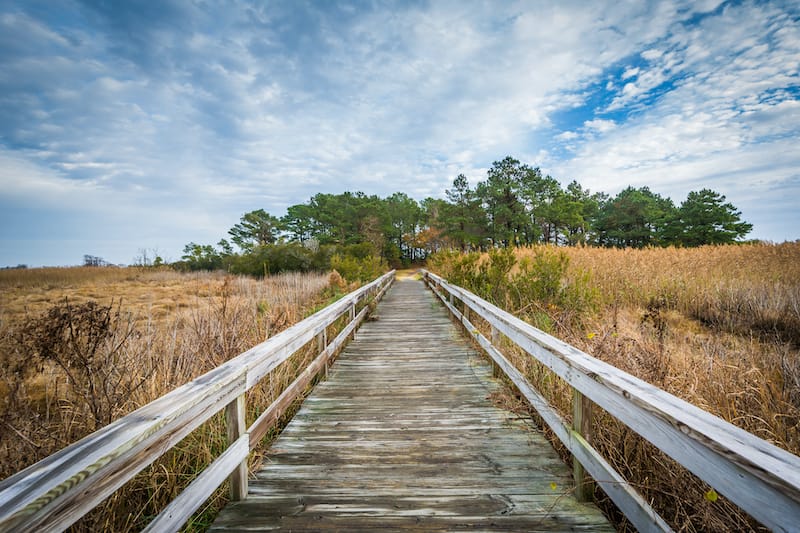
(175, 156), (752, 275)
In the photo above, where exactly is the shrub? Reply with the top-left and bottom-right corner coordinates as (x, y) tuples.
(227, 243), (315, 276)
(429, 243), (800, 532)
(0, 269), (333, 530)
(330, 254), (388, 283)
(16, 299), (141, 430)
(427, 246), (597, 330)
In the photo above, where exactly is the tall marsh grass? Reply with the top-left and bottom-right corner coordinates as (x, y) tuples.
(0, 267), (333, 531)
(429, 242), (800, 532)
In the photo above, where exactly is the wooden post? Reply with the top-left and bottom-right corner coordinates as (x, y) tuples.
(317, 330), (328, 377)
(463, 301), (470, 323)
(225, 394), (247, 501)
(572, 388), (594, 501)
(348, 303), (356, 342)
(490, 326), (501, 378)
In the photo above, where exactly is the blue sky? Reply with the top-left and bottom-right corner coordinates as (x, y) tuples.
(1, 0), (798, 266)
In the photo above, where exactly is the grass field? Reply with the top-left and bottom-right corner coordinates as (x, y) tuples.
(2, 244), (798, 532)
(0, 266), (335, 531)
(429, 242), (800, 532)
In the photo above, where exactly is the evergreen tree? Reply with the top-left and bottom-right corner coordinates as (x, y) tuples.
(477, 157), (530, 247)
(444, 174), (488, 250)
(179, 156), (760, 271)
(228, 209), (282, 251)
(384, 192), (424, 262)
(596, 187), (677, 248)
(281, 204), (317, 243)
(675, 189), (752, 246)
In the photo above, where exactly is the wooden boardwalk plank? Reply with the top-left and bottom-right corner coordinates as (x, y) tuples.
(209, 278), (613, 532)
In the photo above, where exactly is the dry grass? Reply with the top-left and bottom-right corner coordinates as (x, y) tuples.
(0, 267), (334, 531)
(430, 242), (800, 532)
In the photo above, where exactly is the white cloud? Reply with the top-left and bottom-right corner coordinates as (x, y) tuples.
(548, 1), (800, 240)
(641, 48), (664, 61)
(621, 66), (640, 80)
(583, 119), (617, 133)
(556, 131), (579, 141)
(1, 0), (798, 265)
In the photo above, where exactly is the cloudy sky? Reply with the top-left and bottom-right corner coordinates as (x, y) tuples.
(1, 0), (798, 266)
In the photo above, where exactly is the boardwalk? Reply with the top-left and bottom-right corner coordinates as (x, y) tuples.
(210, 277), (613, 531)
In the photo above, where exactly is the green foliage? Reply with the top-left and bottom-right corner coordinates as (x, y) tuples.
(426, 249), (481, 288)
(330, 254), (388, 283)
(217, 238), (234, 256)
(226, 243), (316, 276)
(443, 174), (488, 251)
(428, 247), (598, 331)
(431, 157), (610, 249)
(475, 247), (517, 302)
(281, 203), (317, 243)
(477, 157), (530, 247)
(514, 249), (599, 323)
(675, 189), (753, 246)
(178, 155), (754, 273)
(339, 242), (377, 259)
(302, 192), (387, 247)
(178, 242), (223, 271)
(596, 186), (678, 248)
(228, 209), (282, 252)
(384, 191), (425, 264)
(562, 181), (603, 245)
(515, 249), (570, 304)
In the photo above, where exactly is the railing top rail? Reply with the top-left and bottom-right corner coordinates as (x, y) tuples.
(0, 270), (395, 532)
(422, 269), (800, 532)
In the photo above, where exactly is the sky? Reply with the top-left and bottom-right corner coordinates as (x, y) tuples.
(1, 0), (799, 267)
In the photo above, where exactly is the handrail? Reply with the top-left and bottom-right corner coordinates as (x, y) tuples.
(0, 270), (395, 533)
(422, 270), (800, 533)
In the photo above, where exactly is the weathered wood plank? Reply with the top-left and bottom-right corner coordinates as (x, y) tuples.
(248, 306), (370, 446)
(210, 278), (613, 531)
(213, 492), (614, 531)
(0, 271), (395, 532)
(424, 270), (800, 532)
(428, 277), (672, 531)
(225, 395), (247, 501)
(572, 388), (593, 502)
(0, 369), (246, 532)
(142, 435), (250, 533)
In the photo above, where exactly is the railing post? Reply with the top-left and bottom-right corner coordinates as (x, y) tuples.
(462, 301), (469, 323)
(490, 325), (502, 378)
(317, 329), (329, 377)
(225, 394), (247, 501)
(572, 388), (594, 501)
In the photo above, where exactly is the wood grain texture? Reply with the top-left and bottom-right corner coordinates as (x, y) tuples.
(226, 395), (248, 501)
(210, 278), (613, 532)
(572, 389), (592, 503)
(423, 270), (800, 532)
(247, 305), (370, 447)
(143, 436), (250, 533)
(436, 291), (671, 532)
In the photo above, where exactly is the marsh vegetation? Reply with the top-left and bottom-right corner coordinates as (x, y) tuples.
(429, 242), (800, 531)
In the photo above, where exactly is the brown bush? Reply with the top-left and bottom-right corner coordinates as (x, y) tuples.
(0, 268), (332, 531)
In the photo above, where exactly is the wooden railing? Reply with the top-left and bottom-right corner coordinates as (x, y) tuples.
(0, 271), (395, 533)
(422, 270), (800, 533)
